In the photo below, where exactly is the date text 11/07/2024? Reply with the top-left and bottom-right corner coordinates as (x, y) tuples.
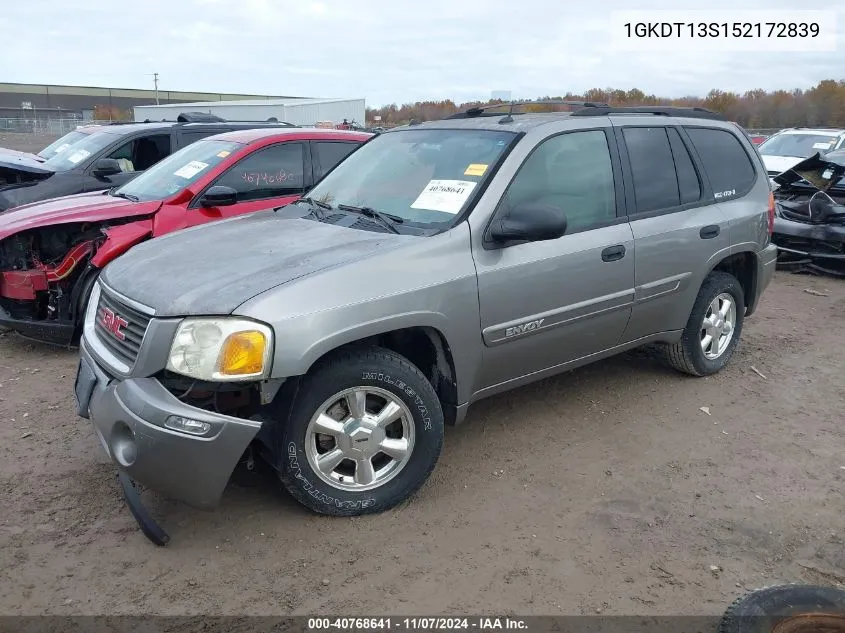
(307, 617), (528, 631)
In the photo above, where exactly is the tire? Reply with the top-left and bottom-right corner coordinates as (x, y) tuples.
(666, 271), (745, 376)
(72, 268), (101, 341)
(720, 584), (845, 633)
(278, 346), (444, 516)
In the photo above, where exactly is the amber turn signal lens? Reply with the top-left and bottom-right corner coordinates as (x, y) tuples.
(217, 331), (267, 376)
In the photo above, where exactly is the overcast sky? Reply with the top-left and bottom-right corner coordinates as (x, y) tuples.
(3, 0), (842, 107)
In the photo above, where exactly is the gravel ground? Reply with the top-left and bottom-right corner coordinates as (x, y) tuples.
(0, 132), (61, 155)
(1, 272), (844, 616)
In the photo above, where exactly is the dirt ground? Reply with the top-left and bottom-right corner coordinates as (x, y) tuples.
(1, 271), (844, 616)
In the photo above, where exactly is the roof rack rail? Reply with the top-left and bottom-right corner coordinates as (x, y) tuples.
(570, 106), (726, 120)
(445, 99), (610, 123)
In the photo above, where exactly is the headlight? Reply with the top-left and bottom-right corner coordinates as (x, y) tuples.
(166, 318), (273, 381)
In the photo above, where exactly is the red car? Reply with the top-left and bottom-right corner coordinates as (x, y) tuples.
(0, 127), (371, 344)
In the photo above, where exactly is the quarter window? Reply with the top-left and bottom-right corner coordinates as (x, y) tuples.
(501, 130), (616, 234)
(684, 127), (756, 195)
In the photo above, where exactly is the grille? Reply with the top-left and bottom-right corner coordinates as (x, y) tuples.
(94, 288), (152, 367)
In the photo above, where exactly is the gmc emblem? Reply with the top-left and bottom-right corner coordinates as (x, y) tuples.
(101, 308), (128, 341)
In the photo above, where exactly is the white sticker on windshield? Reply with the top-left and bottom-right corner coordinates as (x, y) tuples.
(53, 143), (71, 154)
(173, 160), (209, 179)
(411, 179), (477, 214)
(66, 149), (91, 164)
(822, 169), (834, 179)
(813, 142), (833, 149)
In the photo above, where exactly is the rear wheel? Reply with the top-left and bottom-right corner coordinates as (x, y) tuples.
(278, 347), (444, 516)
(666, 271), (745, 376)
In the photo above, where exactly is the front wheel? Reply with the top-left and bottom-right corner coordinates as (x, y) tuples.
(278, 347), (444, 516)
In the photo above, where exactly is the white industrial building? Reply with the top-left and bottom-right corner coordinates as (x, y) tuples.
(133, 97), (366, 127)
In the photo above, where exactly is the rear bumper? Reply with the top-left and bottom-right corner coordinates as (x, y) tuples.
(78, 339), (262, 509)
(746, 243), (778, 316)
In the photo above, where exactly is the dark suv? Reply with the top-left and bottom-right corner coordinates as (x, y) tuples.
(0, 113), (297, 212)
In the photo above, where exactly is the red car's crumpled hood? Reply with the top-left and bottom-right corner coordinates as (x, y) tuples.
(0, 191), (162, 241)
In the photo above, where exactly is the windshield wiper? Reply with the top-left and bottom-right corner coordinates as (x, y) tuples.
(337, 204), (403, 234)
(292, 196), (333, 219)
(111, 191), (139, 202)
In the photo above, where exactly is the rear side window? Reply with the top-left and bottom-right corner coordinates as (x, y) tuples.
(622, 127), (680, 213)
(684, 127), (756, 196)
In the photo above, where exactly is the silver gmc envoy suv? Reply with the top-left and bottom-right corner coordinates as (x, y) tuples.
(74, 103), (778, 535)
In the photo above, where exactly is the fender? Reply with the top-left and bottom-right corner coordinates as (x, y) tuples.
(91, 219), (153, 268)
(270, 310), (481, 405)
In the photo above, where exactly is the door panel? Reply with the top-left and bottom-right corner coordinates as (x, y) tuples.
(472, 128), (635, 391)
(622, 207), (729, 342)
(615, 124), (731, 343)
(475, 223), (635, 389)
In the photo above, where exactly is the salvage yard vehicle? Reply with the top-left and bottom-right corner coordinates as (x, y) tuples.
(0, 127), (370, 344)
(757, 127), (845, 177)
(74, 102), (777, 543)
(0, 113), (298, 212)
(771, 149), (845, 277)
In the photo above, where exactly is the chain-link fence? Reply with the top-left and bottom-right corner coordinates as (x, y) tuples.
(0, 117), (114, 136)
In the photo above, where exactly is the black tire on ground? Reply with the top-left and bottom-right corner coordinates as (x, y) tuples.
(72, 269), (101, 340)
(720, 584), (845, 633)
(278, 346), (444, 516)
(666, 271), (746, 376)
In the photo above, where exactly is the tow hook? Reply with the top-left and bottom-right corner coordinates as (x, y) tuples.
(117, 471), (170, 546)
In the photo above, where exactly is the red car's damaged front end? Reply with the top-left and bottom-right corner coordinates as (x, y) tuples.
(0, 192), (161, 344)
(0, 127), (371, 345)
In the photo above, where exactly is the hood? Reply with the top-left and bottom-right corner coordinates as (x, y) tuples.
(0, 147), (45, 163)
(101, 210), (413, 316)
(0, 191), (162, 241)
(773, 151), (845, 192)
(761, 154), (807, 175)
(0, 153), (54, 193)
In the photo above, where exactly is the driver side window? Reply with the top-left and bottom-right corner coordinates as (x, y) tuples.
(500, 130), (616, 234)
(211, 142), (305, 201)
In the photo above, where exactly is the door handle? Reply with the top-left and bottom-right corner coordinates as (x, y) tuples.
(700, 225), (720, 239)
(601, 245), (626, 262)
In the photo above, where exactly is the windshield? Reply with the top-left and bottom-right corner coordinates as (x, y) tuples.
(42, 130), (122, 171)
(37, 129), (93, 159)
(114, 139), (242, 202)
(758, 133), (839, 158)
(305, 128), (518, 226)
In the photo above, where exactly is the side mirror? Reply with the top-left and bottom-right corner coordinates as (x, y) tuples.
(199, 185), (238, 207)
(92, 158), (122, 177)
(489, 202), (567, 243)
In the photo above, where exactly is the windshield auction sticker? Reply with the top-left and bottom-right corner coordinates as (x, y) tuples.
(66, 149), (91, 164)
(411, 179), (477, 214)
(173, 160), (209, 179)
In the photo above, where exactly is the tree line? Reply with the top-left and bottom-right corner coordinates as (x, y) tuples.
(366, 79), (845, 130)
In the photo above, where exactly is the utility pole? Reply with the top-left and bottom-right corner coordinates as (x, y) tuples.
(153, 73), (160, 105)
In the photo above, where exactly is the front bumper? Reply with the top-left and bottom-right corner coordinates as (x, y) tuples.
(77, 339), (262, 509)
(0, 303), (75, 345)
(772, 216), (845, 276)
